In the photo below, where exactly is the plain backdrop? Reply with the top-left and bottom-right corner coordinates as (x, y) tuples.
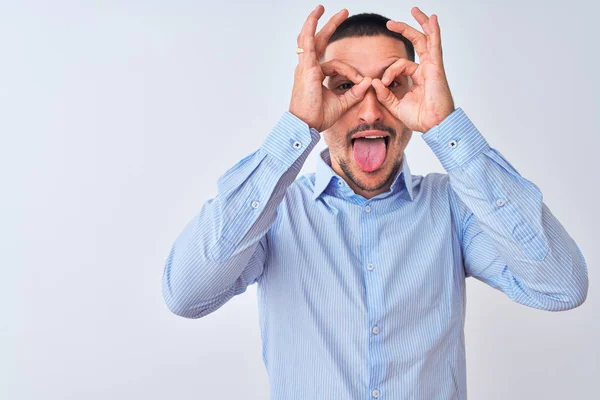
(1, 0), (598, 398)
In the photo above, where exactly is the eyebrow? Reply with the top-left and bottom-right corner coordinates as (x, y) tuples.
(328, 59), (401, 81)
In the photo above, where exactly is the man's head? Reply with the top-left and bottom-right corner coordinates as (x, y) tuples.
(321, 13), (416, 198)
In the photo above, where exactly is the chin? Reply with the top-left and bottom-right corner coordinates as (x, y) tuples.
(356, 167), (393, 188)
(341, 158), (397, 192)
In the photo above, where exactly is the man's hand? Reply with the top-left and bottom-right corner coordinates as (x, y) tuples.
(289, 5), (372, 132)
(371, 7), (455, 133)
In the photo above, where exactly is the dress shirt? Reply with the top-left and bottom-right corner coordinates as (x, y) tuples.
(162, 107), (588, 399)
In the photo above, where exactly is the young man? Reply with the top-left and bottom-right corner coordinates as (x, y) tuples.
(162, 5), (588, 399)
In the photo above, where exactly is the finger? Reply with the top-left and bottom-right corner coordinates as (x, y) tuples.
(314, 9), (349, 59)
(339, 77), (372, 111)
(380, 58), (419, 86)
(297, 6), (314, 46)
(298, 5), (324, 46)
(320, 59), (364, 83)
(410, 7), (432, 36)
(297, 5), (325, 60)
(428, 14), (443, 64)
(386, 20), (428, 61)
(371, 78), (401, 115)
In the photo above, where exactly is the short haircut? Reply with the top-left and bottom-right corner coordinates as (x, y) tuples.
(324, 13), (415, 62)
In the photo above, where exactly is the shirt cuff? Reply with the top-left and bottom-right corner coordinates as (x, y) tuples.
(421, 107), (490, 171)
(260, 111), (321, 169)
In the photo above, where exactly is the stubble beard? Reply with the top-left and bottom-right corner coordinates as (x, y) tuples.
(338, 125), (410, 193)
(338, 156), (402, 193)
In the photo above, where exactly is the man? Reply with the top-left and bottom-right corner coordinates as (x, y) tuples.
(161, 5), (588, 399)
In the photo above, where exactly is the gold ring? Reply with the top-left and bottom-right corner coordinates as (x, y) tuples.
(296, 47), (304, 55)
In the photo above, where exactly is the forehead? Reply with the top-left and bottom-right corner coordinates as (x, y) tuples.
(323, 35), (408, 77)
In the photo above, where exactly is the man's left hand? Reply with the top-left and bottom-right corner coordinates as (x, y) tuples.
(372, 7), (455, 133)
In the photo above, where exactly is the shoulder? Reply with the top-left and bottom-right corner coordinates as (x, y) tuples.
(269, 172), (315, 233)
(412, 171), (450, 198)
(284, 172), (316, 203)
(420, 171), (449, 184)
(295, 172), (316, 190)
(272, 172), (316, 210)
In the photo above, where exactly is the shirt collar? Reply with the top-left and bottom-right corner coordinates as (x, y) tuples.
(312, 148), (414, 201)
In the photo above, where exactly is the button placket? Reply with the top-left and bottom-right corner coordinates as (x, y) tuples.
(362, 201), (381, 396)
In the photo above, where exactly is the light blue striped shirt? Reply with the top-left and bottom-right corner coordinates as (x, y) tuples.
(162, 108), (588, 399)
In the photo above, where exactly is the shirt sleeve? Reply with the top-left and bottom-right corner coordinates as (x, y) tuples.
(162, 111), (321, 318)
(421, 108), (589, 311)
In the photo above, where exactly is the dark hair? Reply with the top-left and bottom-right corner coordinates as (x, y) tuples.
(325, 13), (415, 62)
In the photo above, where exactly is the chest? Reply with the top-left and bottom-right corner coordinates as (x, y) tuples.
(262, 190), (463, 315)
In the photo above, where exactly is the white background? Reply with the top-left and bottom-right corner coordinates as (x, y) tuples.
(1, 0), (598, 398)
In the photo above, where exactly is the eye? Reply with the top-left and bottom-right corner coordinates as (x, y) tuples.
(335, 81), (355, 91)
(387, 80), (401, 89)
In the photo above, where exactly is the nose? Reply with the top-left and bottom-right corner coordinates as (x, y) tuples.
(357, 86), (385, 125)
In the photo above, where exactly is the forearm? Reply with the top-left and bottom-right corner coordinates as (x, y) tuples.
(423, 108), (589, 310)
(162, 112), (321, 318)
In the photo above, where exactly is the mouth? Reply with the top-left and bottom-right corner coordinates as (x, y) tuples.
(351, 136), (390, 149)
(351, 131), (390, 172)
(351, 130), (391, 148)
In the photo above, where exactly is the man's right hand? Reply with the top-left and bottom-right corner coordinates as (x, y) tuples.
(288, 5), (372, 132)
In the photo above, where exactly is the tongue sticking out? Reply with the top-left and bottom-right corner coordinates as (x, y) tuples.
(353, 138), (387, 172)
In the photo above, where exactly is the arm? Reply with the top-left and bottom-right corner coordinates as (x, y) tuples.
(422, 108), (589, 311)
(362, 9), (587, 310)
(161, 112), (320, 319)
(161, 5), (373, 319)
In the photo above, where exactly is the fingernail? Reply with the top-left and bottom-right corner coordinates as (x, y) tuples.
(357, 74), (363, 80)
(382, 76), (390, 85)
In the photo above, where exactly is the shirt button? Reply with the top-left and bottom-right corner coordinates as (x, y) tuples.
(364, 205), (371, 213)
(338, 180), (344, 186)
(448, 139), (458, 148)
(371, 389), (380, 398)
(251, 200), (260, 209)
(371, 325), (380, 335)
(292, 140), (302, 149)
(367, 263), (374, 271)
(496, 199), (505, 207)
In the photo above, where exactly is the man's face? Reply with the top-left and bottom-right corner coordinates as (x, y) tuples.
(322, 35), (413, 194)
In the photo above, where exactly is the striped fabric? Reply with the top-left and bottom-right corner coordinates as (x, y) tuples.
(162, 108), (588, 399)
